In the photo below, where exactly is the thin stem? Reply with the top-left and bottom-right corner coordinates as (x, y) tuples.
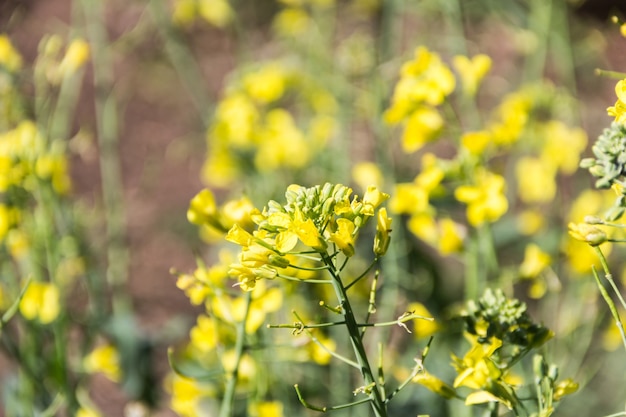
(80, 0), (130, 314)
(591, 266), (626, 353)
(219, 291), (252, 417)
(275, 273), (332, 284)
(321, 252), (388, 417)
(294, 384), (372, 412)
(345, 259), (378, 290)
(594, 246), (626, 311)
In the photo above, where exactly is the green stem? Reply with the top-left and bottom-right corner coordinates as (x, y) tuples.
(591, 266), (626, 353)
(80, 0), (130, 314)
(219, 291), (252, 417)
(594, 246), (626, 311)
(322, 253), (388, 417)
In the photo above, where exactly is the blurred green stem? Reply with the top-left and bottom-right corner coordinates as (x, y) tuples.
(80, 0), (130, 314)
(219, 291), (252, 417)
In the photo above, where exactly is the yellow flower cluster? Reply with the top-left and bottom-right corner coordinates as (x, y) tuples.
(202, 62), (338, 188)
(225, 183), (388, 290)
(389, 153), (465, 254)
(384, 46), (456, 153)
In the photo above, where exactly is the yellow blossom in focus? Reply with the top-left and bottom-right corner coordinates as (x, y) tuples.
(452, 337), (503, 390)
(454, 169), (508, 226)
(19, 281), (60, 324)
(516, 156), (556, 203)
(607, 79), (626, 124)
(453, 54), (492, 96)
(0, 35), (22, 72)
(83, 344), (121, 382)
(362, 185), (389, 216)
(328, 218), (356, 257)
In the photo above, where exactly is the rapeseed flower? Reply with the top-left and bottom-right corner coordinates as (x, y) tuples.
(540, 121), (587, 174)
(461, 130), (492, 155)
(352, 162), (383, 190)
(19, 281), (60, 324)
(453, 54), (491, 96)
(607, 79), (626, 124)
(173, 0), (233, 28)
(400, 106), (444, 153)
(83, 344), (121, 382)
(243, 63), (286, 104)
(515, 156), (556, 203)
(0, 35), (22, 72)
(249, 401), (284, 417)
(328, 218), (356, 256)
(454, 169), (508, 226)
(167, 374), (215, 417)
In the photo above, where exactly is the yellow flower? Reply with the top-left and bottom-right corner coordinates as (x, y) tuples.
(540, 121), (587, 174)
(454, 169), (508, 226)
(362, 185), (389, 216)
(19, 281), (60, 324)
(389, 183), (429, 215)
(461, 130), (492, 155)
(213, 93), (258, 147)
(328, 218), (356, 257)
(516, 209), (545, 235)
(167, 374), (215, 417)
(413, 370), (456, 399)
(352, 162), (383, 191)
(401, 106), (444, 153)
(250, 401), (284, 417)
(453, 54), (492, 96)
(226, 224), (255, 246)
(515, 156), (556, 203)
(243, 63), (287, 104)
(415, 153), (445, 194)
(553, 378), (579, 401)
(187, 189), (219, 226)
(198, 0), (233, 28)
(273, 7), (310, 37)
(519, 243), (551, 278)
(83, 344), (121, 382)
(452, 337), (503, 390)
(76, 406), (102, 417)
(254, 109), (310, 171)
(189, 315), (219, 352)
(58, 39), (90, 77)
(407, 302), (439, 339)
(374, 207), (392, 256)
(0, 35), (22, 72)
(607, 79), (626, 124)
(568, 222), (607, 246)
(221, 350), (257, 383)
(438, 218), (464, 255)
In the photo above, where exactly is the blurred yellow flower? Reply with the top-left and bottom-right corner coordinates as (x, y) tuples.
(0, 35), (22, 72)
(454, 169), (508, 226)
(352, 162), (383, 190)
(401, 106), (444, 153)
(221, 350), (257, 383)
(461, 130), (492, 155)
(189, 315), (219, 353)
(250, 401), (285, 417)
(516, 209), (545, 235)
(407, 302), (439, 338)
(516, 156), (556, 203)
(58, 39), (90, 77)
(453, 54), (492, 96)
(19, 281), (60, 324)
(413, 370), (456, 398)
(273, 8), (310, 37)
(167, 374), (215, 417)
(389, 183), (429, 215)
(519, 243), (551, 279)
(76, 406), (102, 417)
(307, 331), (336, 365)
(244, 63), (286, 104)
(540, 121), (587, 174)
(198, 0), (233, 28)
(83, 344), (121, 382)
